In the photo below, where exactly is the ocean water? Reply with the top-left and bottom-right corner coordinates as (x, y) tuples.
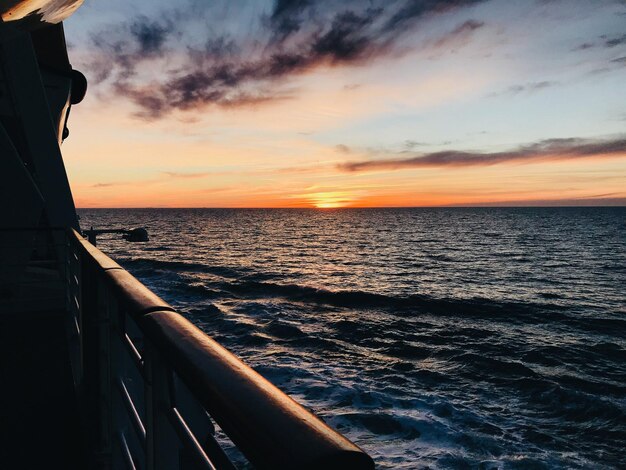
(78, 208), (626, 469)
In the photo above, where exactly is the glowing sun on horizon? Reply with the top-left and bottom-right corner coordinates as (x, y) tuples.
(305, 191), (356, 208)
(315, 201), (345, 208)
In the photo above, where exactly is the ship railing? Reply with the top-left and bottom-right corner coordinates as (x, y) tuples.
(65, 228), (374, 470)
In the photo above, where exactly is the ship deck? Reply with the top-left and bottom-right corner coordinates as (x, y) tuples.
(0, 309), (85, 468)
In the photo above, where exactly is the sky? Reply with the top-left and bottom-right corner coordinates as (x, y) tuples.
(61, 0), (626, 208)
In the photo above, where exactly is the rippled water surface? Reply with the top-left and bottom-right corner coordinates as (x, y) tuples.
(78, 208), (626, 469)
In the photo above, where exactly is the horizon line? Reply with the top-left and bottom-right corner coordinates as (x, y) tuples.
(76, 204), (626, 210)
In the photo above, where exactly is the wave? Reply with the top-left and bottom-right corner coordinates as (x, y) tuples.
(188, 279), (575, 325)
(453, 353), (539, 379)
(425, 253), (458, 262)
(122, 256), (583, 326)
(142, 246), (173, 252)
(332, 412), (423, 438)
(120, 257), (246, 277)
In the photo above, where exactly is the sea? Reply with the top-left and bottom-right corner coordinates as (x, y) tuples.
(78, 207), (626, 469)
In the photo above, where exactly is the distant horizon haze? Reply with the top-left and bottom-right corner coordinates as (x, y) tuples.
(75, 198), (626, 210)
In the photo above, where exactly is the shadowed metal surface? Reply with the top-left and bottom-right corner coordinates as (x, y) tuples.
(0, 309), (85, 468)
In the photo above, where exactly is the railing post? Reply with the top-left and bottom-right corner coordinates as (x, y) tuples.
(97, 279), (114, 468)
(145, 341), (180, 470)
(110, 304), (126, 469)
(65, 232), (83, 389)
(78, 246), (110, 469)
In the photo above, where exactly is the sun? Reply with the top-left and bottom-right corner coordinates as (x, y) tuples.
(307, 191), (356, 208)
(315, 201), (345, 208)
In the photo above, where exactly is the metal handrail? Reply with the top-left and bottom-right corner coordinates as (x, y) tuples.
(66, 228), (374, 469)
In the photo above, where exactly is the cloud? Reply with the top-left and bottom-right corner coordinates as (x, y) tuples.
(604, 33), (626, 48)
(403, 139), (455, 149)
(430, 19), (484, 49)
(90, 171), (210, 188)
(450, 196), (626, 207)
(573, 192), (623, 199)
(404, 140), (427, 149)
(573, 33), (626, 51)
(84, 0), (488, 119)
(383, 0), (484, 33)
(163, 171), (210, 179)
(268, 0), (314, 40)
(88, 16), (176, 84)
(573, 42), (595, 51)
(130, 18), (173, 55)
(490, 80), (559, 97)
(337, 136), (626, 172)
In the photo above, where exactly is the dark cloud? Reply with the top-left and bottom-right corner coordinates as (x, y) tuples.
(130, 18), (173, 55)
(574, 42), (595, 51)
(431, 19), (483, 49)
(88, 16), (176, 84)
(491, 80), (559, 97)
(604, 33), (626, 48)
(338, 136), (626, 172)
(574, 33), (626, 51)
(312, 9), (383, 62)
(85, 0), (488, 119)
(268, 0), (314, 39)
(384, 0), (484, 32)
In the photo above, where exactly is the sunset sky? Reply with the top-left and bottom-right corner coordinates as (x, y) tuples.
(62, 0), (626, 208)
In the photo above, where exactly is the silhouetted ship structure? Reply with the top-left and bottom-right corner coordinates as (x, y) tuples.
(0, 2), (374, 468)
